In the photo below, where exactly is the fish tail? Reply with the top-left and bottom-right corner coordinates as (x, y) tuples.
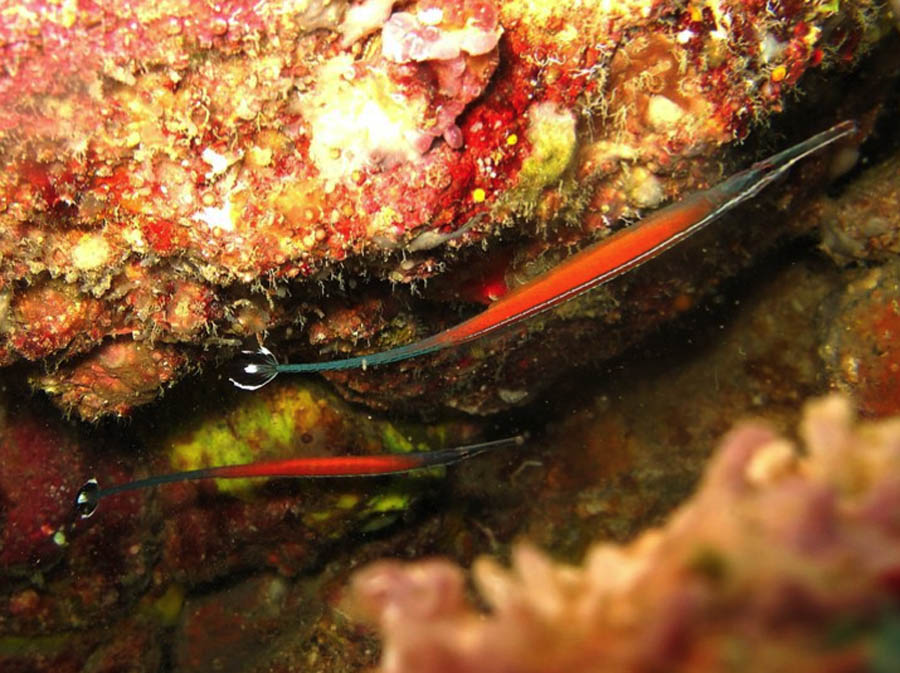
(229, 346), (280, 390)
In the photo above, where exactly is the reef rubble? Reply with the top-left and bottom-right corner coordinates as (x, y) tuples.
(350, 395), (900, 673)
(1, 0), (895, 419)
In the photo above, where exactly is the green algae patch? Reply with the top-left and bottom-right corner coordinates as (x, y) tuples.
(491, 100), (590, 229)
(495, 101), (579, 219)
(357, 490), (416, 532)
(380, 422), (416, 454)
(335, 493), (361, 509)
(377, 419), (473, 456)
(0, 633), (72, 657)
(139, 584), (185, 626)
(518, 102), (577, 192)
(148, 378), (487, 517)
(164, 385), (328, 494)
(304, 509), (336, 525)
(364, 491), (413, 514)
(871, 611), (900, 673)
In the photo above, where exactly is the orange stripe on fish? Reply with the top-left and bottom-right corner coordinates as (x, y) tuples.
(73, 435), (525, 519)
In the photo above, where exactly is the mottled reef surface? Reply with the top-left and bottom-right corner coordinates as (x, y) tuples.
(3, 0), (900, 671)
(0, 0), (895, 419)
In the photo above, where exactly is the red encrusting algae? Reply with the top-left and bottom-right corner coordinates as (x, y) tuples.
(0, 0), (891, 418)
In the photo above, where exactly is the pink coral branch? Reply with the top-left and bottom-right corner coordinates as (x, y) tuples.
(350, 396), (900, 673)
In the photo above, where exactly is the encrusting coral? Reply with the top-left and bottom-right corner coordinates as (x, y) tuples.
(350, 395), (900, 673)
(1, 0), (894, 419)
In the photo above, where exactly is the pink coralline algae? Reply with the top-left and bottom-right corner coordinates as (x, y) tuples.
(383, 0), (501, 62)
(380, 0), (502, 150)
(350, 396), (900, 673)
(0, 0), (893, 419)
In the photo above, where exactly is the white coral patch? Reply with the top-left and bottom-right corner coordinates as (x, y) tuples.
(121, 226), (147, 253)
(625, 166), (664, 209)
(675, 28), (695, 44)
(759, 32), (786, 63)
(302, 55), (429, 187)
(71, 233), (111, 271)
(193, 197), (235, 232)
(418, 6), (443, 25)
(201, 147), (230, 178)
(646, 95), (685, 130)
(340, 0), (395, 46)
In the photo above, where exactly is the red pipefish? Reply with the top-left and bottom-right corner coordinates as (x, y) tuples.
(231, 121), (856, 391)
(74, 435), (524, 518)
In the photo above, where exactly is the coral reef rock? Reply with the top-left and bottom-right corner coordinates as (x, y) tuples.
(350, 395), (900, 673)
(818, 152), (900, 265)
(0, 376), (484, 646)
(0, 0), (894, 419)
(820, 260), (900, 418)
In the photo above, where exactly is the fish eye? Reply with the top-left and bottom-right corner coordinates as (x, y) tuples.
(74, 479), (101, 519)
(228, 347), (279, 390)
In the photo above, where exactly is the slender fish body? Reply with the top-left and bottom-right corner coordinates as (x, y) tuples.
(74, 435), (524, 519)
(231, 121), (856, 390)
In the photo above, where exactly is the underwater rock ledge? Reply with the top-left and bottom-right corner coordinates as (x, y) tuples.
(350, 395), (900, 673)
(0, 0), (896, 419)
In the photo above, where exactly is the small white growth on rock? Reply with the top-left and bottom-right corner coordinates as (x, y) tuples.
(201, 148), (231, 179)
(745, 438), (797, 486)
(71, 233), (111, 271)
(121, 226), (147, 253)
(302, 55), (429, 187)
(340, 0), (395, 46)
(498, 388), (529, 404)
(418, 6), (443, 25)
(247, 145), (273, 168)
(759, 33), (786, 63)
(625, 166), (664, 209)
(675, 28), (695, 44)
(646, 95), (685, 130)
(193, 197), (235, 232)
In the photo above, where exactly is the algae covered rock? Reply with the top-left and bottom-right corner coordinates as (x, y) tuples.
(0, 373), (491, 667)
(0, 0), (894, 418)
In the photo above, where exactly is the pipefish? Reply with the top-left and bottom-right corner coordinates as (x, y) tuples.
(74, 434), (524, 519)
(231, 120), (856, 391)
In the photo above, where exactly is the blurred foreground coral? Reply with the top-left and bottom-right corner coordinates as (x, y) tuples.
(350, 395), (900, 673)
